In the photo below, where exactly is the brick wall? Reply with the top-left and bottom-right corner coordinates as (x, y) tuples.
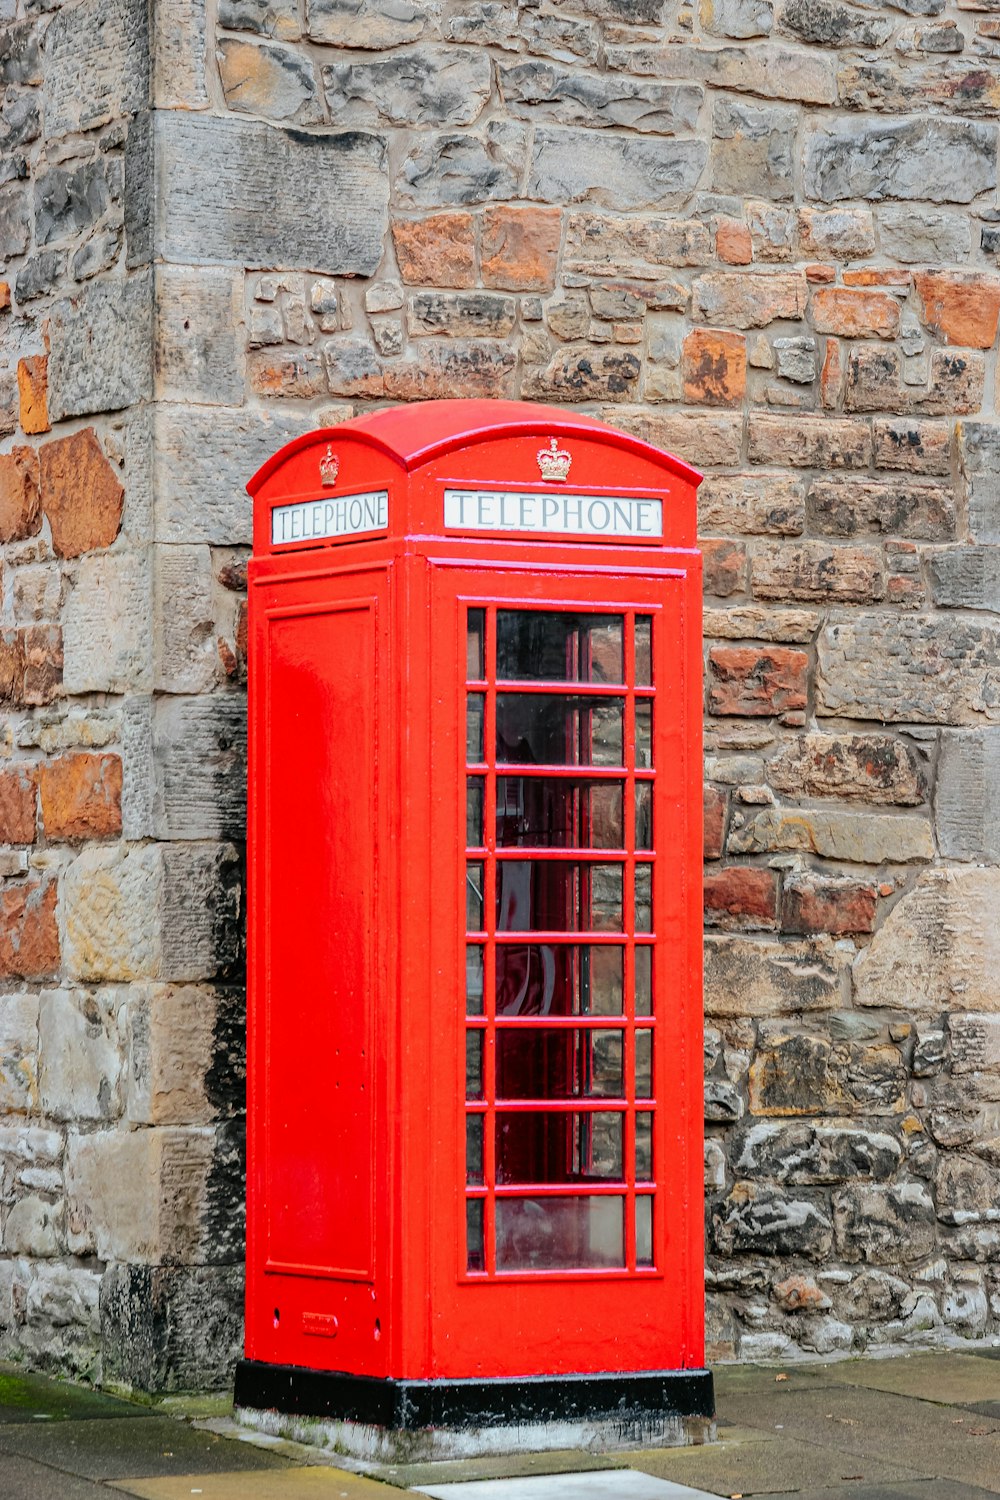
(3, 0), (1000, 1384)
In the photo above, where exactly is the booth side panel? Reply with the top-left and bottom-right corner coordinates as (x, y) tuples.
(246, 566), (392, 1378)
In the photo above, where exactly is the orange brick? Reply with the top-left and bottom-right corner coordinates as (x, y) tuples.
(842, 268), (911, 288)
(704, 866), (777, 925)
(820, 338), (843, 410)
(0, 446), (40, 544)
(0, 766), (36, 844)
(805, 263), (836, 283)
(914, 270), (1000, 349)
(704, 785), (727, 860)
(392, 213), (475, 288)
(17, 355), (49, 435)
(0, 282), (10, 312)
(0, 878), (58, 978)
(701, 537), (747, 596)
(481, 205), (561, 292)
(811, 287), (900, 339)
(716, 220), (752, 266)
(682, 328), (747, 407)
(38, 752), (122, 840)
(39, 427), (124, 558)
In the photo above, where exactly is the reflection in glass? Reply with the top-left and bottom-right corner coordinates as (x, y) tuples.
(467, 608), (485, 680)
(635, 783), (652, 851)
(496, 778), (623, 849)
(466, 1114), (484, 1185)
(496, 1110), (623, 1183)
(466, 1029), (484, 1099)
(467, 1197), (485, 1272)
(635, 701), (652, 769)
(497, 695), (623, 767)
(496, 1195), (624, 1271)
(635, 616), (652, 687)
(466, 945), (484, 1015)
(636, 1111), (653, 1180)
(467, 693), (485, 763)
(467, 777), (484, 847)
(496, 612), (624, 684)
(496, 944), (624, 1017)
(496, 1029), (624, 1099)
(635, 864), (652, 933)
(636, 1196), (653, 1267)
(636, 1030), (652, 1098)
(635, 946), (652, 1017)
(466, 861), (484, 931)
(497, 861), (623, 932)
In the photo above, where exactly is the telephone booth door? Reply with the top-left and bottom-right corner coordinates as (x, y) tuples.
(425, 563), (704, 1380)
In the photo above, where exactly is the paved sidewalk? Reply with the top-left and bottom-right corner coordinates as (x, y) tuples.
(3, 1349), (1000, 1498)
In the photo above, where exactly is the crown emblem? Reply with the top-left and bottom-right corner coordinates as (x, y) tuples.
(537, 436), (572, 483)
(319, 446), (340, 487)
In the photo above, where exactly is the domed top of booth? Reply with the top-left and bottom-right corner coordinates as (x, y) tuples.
(248, 399), (702, 493)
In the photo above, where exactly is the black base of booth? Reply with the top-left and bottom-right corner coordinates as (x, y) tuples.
(233, 1359), (715, 1431)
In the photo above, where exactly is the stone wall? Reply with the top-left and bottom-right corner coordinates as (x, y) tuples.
(4, 0), (1000, 1385)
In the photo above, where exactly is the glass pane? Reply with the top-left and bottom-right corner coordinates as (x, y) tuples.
(635, 946), (652, 1016)
(466, 945), (484, 1015)
(496, 612), (624, 683)
(466, 1114), (484, 1185)
(634, 864), (652, 933)
(496, 944), (624, 1017)
(635, 616), (652, 687)
(496, 778), (623, 849)
(467, 860), (484, 931)
(496, 1029), (624, 1099)
(496, 1195), (625, 1271)
(466, 1029), (484, 1099)
(467, 608), (485, 680)
(497, 861), (623, 932)
(636, 1111), (653, 1180)
(497, 695), (623, 767)
(467, 1197), (485, 1271)
(496, 1111), (623, 1183)
(635, 783), (652, 851)
(635, 700), (652, 769)
(636, 1029), (652, 1098)
(467, 693), (485, 763)
(467, 777), (484, 847)
(636, 1195), (653, 1267)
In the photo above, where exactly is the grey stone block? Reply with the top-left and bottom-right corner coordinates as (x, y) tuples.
(154, 265), (245, 405)
(154, 0), (209, 110)
(528, 126), (709, 211)
(781, 0), (894, 46)
(101, 1263), (245, 1392)
(804, 116), (997, 203)
(63, 551), (153, 697)
(937, 729), (1000, 861)
(305, 0), (430, 46)
(0, 19), (41, 86)
(0, 182), (28, 259)
(397, 120), (528, 206)
(42, 0), (149, 139)
(156, 112), (388, 275)
(154, 405), (315, 545)
(879, 205), (972, 263)
(219, 0), (301, 38)
(48, 272), (153, 422)
(14, 250), (65, 303)
(154, 543), (217, 694)
(161, 843), (243, 982)
(712, 97), (796, 201)
(324, 45), (492, 127)
(960, 422), (1000, 544)
(499, 60), (702, 134)
(701, 0), (773, 38)
(34, 157), (120, 249)
(930, 546), (1000, 612)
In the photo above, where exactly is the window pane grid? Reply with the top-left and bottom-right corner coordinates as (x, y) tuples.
(464, 602), (658, 1277)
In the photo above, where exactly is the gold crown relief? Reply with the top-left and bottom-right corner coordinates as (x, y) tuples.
(319, 446), (340, 486)
(537, 437), (572, 482)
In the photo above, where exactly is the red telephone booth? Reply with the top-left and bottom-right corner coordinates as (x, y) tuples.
(235, 400), (713, 1447)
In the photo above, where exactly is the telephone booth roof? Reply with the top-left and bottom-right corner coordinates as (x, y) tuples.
(247, 399), (703, 494)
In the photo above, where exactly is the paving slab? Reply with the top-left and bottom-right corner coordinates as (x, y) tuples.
(716, 1383), (1000, 1493)
(0, 1451), (146, 1500)
(0, 1415), (296, 1481)
(376, 1447), (625, 1490)
(0, 1366), (146, 1423)
(414, 1473), (721, 1499)
(713, 1364), (842, 1398)
(629, 1433), (924, 1496)
(113, 1466), (397, 1499)
(821, 1354), (1000, 1408)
